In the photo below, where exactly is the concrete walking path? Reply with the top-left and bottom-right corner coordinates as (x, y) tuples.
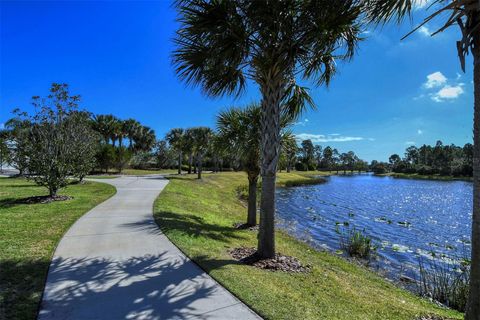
(39, 175), (260, 320)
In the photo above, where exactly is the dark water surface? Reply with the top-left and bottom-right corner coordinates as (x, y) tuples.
(276, 174), (472, 279)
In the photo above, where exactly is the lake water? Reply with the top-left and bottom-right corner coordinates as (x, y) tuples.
(276, 174), (472, 280)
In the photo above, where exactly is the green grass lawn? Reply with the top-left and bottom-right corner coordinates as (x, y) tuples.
(154, 172), (462, 320)
(0, 178), (116, 320)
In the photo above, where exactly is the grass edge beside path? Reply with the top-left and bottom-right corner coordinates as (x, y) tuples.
(0, 178), (116, 320)
(153, 172), (462, 320)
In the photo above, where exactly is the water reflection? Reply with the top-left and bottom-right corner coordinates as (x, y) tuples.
(276, 174), (472, 280)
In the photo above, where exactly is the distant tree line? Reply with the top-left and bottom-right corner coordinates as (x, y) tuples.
(281, 139), (369, 174)
(371, 141), (473, 177)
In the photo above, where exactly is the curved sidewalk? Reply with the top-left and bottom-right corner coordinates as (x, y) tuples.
(39, 175), (260, 320)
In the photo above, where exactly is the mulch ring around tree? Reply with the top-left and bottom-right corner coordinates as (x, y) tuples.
(232, 222), (259, 231)
(14, 195), (72, 205)
(416, 315), (456, 320)
(229, 247), (310, 273)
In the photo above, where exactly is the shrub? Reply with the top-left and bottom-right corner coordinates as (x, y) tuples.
(295, 162), (307, 171)
(114, 147), (133, 173)
(96, 144), (116, 173)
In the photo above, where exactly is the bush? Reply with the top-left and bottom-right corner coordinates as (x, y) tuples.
(295, 162), (307, 171)
(417, 165), (434, 175)
(338, 227), (376, 259)
(96, 144), (116, 173)
(115, 147), (133, 173)
(130, 151), (155, 169)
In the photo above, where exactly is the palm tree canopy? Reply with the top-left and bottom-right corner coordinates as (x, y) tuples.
(189, 126), (213, 155)
(173, 0), (363, 114)
(364, 0), (480, 71)
(166, 128), (185, 151)
(133, 126), (156, 152)
(217, 104), (262, 169)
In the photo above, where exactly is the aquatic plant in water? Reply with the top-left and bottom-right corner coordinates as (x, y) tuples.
(338, 226), (376, 259)
(417, 254), (470, 312)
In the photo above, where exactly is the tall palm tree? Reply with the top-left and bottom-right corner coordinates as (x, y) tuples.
(189, 127), (213, 179)
(217, 105), (262, 226)
(123, 118), (141, 150)
(133, 126), (156, 152)
(365, 1), (479, 317)
(183, 128), (196, 174)
(92, 114), (116, 145)
(109, 116), (122, 147)
(166, 128), (185, 174)
(173, 0), (362, 258)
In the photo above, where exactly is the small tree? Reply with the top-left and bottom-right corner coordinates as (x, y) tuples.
(166, 128), (185, 174)
(96, 144), (116, 173)
(70, 111), (99, 182)
(190, 127), (213, 179)
(154, 140), (174, 168)
(115, 146), (132, 173)
(16, 83), (94, 197)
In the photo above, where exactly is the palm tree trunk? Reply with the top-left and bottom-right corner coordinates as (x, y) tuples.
(197, 155), (202, 179)
(466, 32), (480, 320)
(178, 151), (182, 174)
(247, 173), (258, 226)
(258, 73), (284, 259)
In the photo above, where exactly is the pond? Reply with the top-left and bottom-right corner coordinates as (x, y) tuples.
(276, 174), (472, 281)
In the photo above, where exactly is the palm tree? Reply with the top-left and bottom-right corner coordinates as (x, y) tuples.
(123, 118), (141, 150)
(217, 105), (262, 226)
(189, 127), (213, 179)
(173, 0), (362, 258)
(166, 128), (185, 174)
(92, 114), (115, 145)
(183, 128), (195, 174)
(133, 126), (156, 152)
(365, 1), (479, 317)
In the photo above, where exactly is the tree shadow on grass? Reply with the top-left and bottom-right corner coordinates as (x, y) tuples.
(146, 211), (248, 243)
(0, 195), (71, 209)
(0, 258), (51, 320)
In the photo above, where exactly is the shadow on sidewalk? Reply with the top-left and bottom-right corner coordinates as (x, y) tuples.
(39, 253), (220, 319)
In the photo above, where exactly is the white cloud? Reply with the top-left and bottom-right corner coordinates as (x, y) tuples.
(294, 118), (309, 126)
(418, 26), (430, 37)
(424, 71), (447, 89)
(420, 71), (466, 103)
(417, 129), (423, 135)
(405, 141), (416, 145)
(431, 85), (464, 102)
(0, 123), (4, 130)
(414, 0), (430, 9)
(295, 133), (365, 143)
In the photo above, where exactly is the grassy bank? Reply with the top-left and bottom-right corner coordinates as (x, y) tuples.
(378, 172), (472, 182)
(0, 178), (116, 320)
(153, 172), (461, 320)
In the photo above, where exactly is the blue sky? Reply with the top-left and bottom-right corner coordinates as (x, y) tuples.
(0, 1), (474, 161)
